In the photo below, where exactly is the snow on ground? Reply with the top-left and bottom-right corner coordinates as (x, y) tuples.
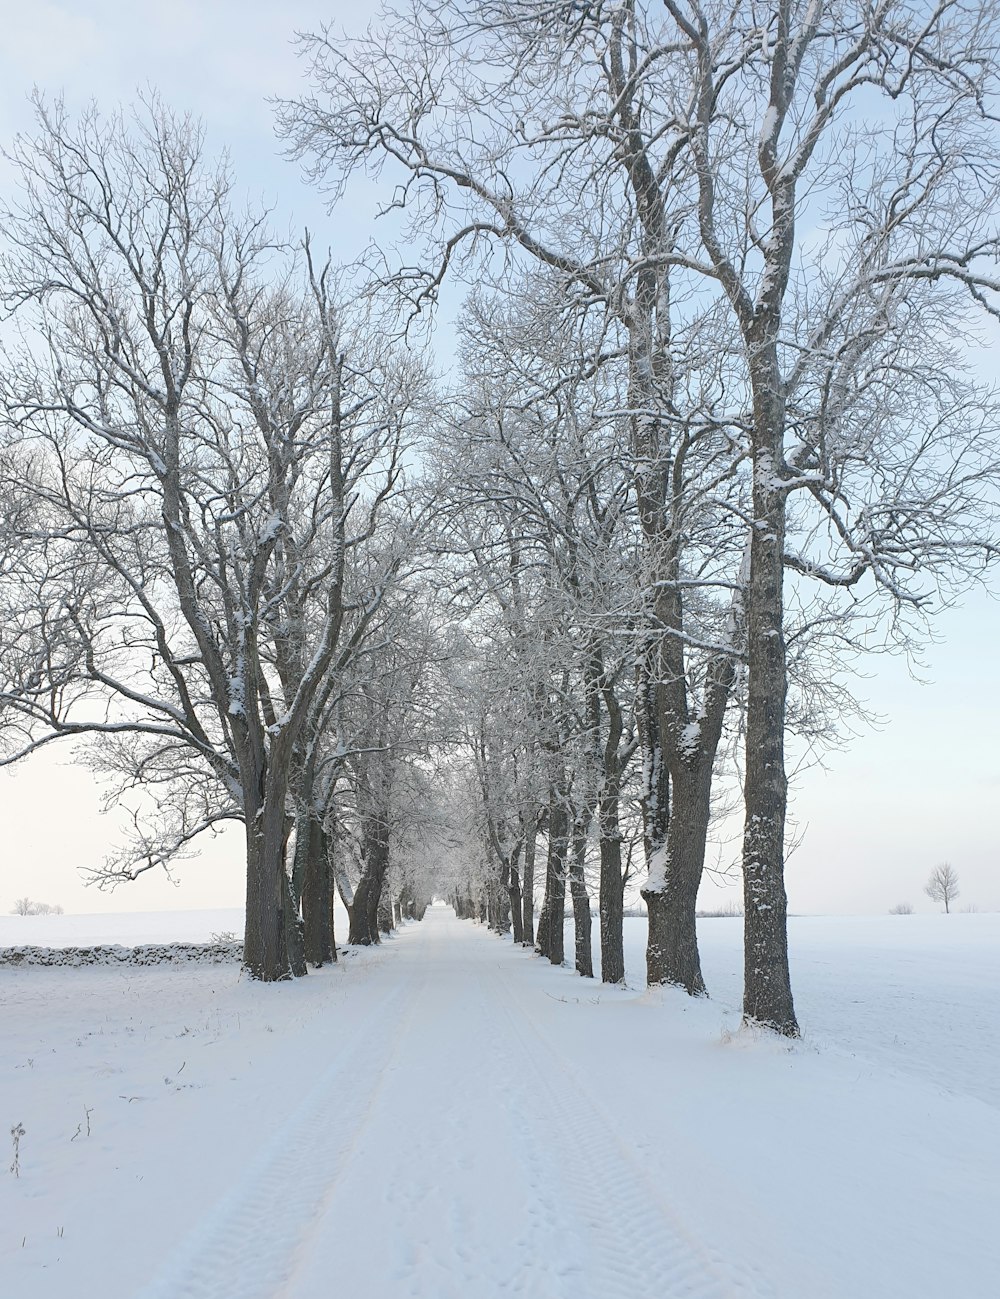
(1, 907), (998, 1299)
(690, 913), (1000, 1109)
(0, 909), (245, 948)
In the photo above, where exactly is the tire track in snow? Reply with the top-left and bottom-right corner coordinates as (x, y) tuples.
(478, 955), (779, 1299)
(137, 965), (423, 1299)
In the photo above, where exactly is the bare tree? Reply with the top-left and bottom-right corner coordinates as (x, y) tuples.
(0, 98), (423, 980)
(924, 864), (960, 915)
(8, 898), (63, 915)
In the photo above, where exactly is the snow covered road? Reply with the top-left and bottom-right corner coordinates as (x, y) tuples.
(137, 908), (775, 1299)
(4, 905), (999, 1298)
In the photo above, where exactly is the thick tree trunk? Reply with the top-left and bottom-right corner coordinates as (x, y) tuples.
(486, 850), (512, 934)
(520, 814), (536, 946)
(636, 644), (673, 988)
(644, 763), (710, 995)
(495, 876), (512, 934)
(301, 816), (334, 966)
(284, 870), (307, 978)
(537, 799), (567, 966)
(742, 345), (798, 1035)
(277, 811), (307, 978)
(569, 831), (593, 978)
(242, 769), (293, 982)
(535, 850), (552, 956)
(508, 861), (523, 944)
(349, 875), (378, 944)
(636, 649), (670, 873)
(377, 881), (394, 935)
(349, 815), (389, 945)
(322, 829), (338, 960)
(598, 786), (626, 985)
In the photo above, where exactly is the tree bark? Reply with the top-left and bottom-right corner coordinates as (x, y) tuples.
(322, 829), (338, 961)
(242, 762), (292, 982)
(741, 349), (797, 1034)
(349, 812), (389, 945)
(569, 829), (593, 978)
(594, 668), (627, 985)
(301, 816), (334, 965)
(507, 843), (524, 944)
(644, 763), (710, 995)
(537, 797), (567, 965)
(377, 880), (394, 935)
(520, 812), (536, 946)
(598, 785), (626, 985)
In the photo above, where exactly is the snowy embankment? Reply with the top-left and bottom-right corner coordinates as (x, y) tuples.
(2, 908), (998, 1299)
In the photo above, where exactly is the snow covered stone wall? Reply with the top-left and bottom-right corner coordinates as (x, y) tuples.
(0, 940), (243, 967)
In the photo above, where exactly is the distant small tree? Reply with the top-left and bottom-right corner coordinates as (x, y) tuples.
(9, 898), (62, 915)
(888, 902), (914, 916)
(924, 864), (961, 915)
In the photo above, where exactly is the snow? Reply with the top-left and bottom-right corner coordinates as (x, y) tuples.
(645, 843), (668, 892)
(679, 720), (702, 757)
(2, 907), (998, 1298)
(0, 909), (245, 948)
(759, 104), (779, 147)
(692, 913), (1000, 1108)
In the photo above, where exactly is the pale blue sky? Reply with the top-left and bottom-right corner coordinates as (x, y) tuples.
(0, 0), (996, 916)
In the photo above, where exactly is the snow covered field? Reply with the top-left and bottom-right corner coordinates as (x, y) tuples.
(2, 906), (998, 1298)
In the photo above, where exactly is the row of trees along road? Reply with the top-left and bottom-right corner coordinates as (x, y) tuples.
(278, 0), (1000, 1033)
(2, 2), (1000, 1031)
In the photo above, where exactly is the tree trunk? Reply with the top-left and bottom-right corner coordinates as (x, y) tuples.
(535, 838), (552, 955)
(323, 829), (338, 961)
(242, 767), (292, 982)
(742, 342), (798, 1035)
(277, 812), (307, 978)
(569, 831), (593, 978)
(348, 882), (375, 944)
(349, 814), (389, 945)
(508, 846), (524, 944)
(593, 664), (626, 986)
(284, 871), (308, 978)
(377, 881), (394, 935)
(495, 875), (512, 934)
(537, 798), (567, 965)
(302, 816), (334, 965)
(644, 763), (710, 995)
(521, 813), (536, 946)
(636, 637), (671, 893)
(598, 784), (626, 985)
